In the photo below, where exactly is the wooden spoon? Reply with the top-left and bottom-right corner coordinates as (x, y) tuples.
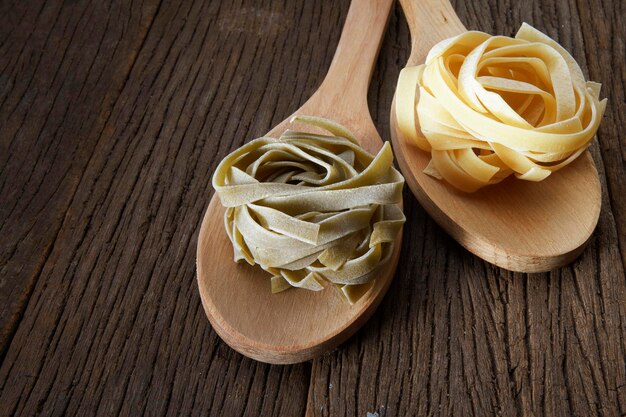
(197, 0), (399, 364)
(390, 0), (601, 272)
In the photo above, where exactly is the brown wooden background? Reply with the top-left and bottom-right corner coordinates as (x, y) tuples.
(1, 0), (625, 415)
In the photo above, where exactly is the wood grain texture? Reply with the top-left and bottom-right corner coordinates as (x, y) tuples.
(0, 0), (161, 361)
(308, 0), (626, 416)
(0, 0), (624, 416)
(0, 0), (333, 414)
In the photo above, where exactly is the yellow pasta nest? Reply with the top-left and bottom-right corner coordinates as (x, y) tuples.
(212, 116), (405, 304)
(396, 23), (607, 192)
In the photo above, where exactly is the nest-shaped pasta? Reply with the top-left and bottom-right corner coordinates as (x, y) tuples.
(396, 23), (607, 192)
(212, 116), (405, 303)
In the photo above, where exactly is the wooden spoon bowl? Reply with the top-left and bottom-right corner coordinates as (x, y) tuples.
(197, 0), (400, 364)
(390, 0), (601, 272)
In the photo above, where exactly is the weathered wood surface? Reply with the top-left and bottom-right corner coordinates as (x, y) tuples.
(0, 0), (624, 416)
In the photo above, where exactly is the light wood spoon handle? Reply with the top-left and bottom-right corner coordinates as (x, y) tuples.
(298, 0), (394, 153)
(399, 0), (465, 66)
(316, 0), (393, 110)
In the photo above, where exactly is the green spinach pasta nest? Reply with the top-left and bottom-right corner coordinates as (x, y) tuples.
(212, 116), (405, 303)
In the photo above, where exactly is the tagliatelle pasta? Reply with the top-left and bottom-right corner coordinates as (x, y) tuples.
(212, 116), (405, 304)
(395, 23), (607, 192)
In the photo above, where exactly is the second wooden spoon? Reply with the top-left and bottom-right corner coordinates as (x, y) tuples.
(197, 0), (399, 364)
(390, 0), (601, 272)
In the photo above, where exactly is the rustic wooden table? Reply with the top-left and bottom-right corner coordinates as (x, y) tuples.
(1, 0), (625, 415)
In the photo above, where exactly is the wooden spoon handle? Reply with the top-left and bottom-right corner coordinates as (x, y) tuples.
(399, 0), (466, 66)
(316, 0), (394, 108)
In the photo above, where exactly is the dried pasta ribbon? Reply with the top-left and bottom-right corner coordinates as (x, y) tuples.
(212, 116), (405, 304)
(395, 23), (607, 192)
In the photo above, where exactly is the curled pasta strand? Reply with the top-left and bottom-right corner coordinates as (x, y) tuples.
(396, 23), (607, 192)
(213, 116), (405, 304)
